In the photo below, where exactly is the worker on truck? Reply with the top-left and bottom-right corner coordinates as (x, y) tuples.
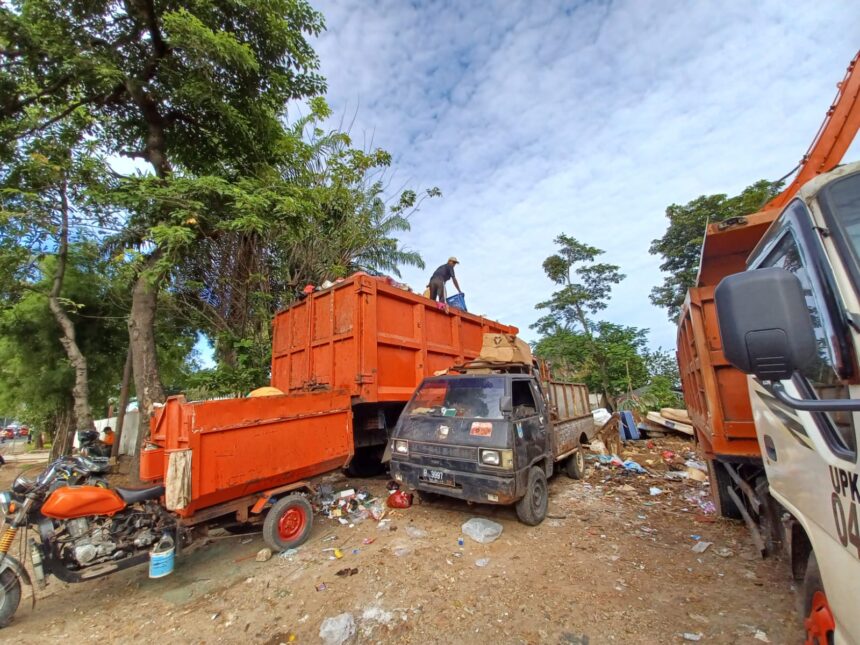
(428, 257), (461, 303)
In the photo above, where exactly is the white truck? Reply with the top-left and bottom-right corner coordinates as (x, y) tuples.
(716, 160), (860, 644)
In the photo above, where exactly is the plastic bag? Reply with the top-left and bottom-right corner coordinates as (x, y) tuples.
(461, 517), (503, 544)
(386, 490), (413, 509)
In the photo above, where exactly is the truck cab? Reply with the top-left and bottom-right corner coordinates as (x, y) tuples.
(389, 365), (593, 525)
(715, 161), (860, 644)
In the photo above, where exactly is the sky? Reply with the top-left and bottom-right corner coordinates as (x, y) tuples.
(309, 0), (860, 351)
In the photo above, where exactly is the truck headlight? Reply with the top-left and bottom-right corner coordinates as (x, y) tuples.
(480, 449), (500, 466)
(394, 440), (408, 455)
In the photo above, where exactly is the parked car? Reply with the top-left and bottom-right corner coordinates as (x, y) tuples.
(0, 428), (14, 441)
(14, 426), (28, 438)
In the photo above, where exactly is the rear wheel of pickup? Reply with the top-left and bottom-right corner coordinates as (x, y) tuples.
(263, 494), (313, 551)
(565, 447), (585, 480)
(516, 467), (548, 526)
(802, 553), (835, 645)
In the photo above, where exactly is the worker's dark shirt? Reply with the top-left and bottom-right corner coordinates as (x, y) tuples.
(431, 263), (455, 283)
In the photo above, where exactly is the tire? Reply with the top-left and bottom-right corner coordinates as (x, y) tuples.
(515, 466), (548, 526)
(262, 494), (313, 551)
(707, 460), (742, 520)
(565, 446), (585, 480)
(801, 553), (835, 645)
(0, 568), (22, 628)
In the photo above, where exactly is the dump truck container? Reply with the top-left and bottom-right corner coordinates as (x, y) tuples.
(140, 273), (517, 522)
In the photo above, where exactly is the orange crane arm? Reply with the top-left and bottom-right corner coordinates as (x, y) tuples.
(765, 50), (860, 210)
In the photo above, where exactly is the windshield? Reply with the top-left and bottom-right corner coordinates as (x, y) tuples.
(822, 172), (860, 284)
(405, 377), (505, 419)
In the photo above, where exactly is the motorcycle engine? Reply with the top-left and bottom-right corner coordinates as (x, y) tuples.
(60, 510), (163, 568)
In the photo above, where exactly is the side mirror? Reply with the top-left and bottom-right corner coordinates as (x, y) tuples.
(715, 267), (817, 381)
(499, 395), (513, 416)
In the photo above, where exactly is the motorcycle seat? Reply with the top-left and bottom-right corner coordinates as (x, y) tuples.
(115, 485), (165, 505)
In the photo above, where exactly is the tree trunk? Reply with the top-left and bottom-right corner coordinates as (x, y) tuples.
(112, 344), (133, 460)
(128, 251), (166, 483)
(47, 177), (95, 446)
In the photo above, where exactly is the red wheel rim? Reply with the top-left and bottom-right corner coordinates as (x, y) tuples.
(805, 590), (835, 645)
(277, 505), (307, 541)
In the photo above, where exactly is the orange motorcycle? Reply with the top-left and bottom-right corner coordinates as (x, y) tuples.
(0, 458), (176, 626)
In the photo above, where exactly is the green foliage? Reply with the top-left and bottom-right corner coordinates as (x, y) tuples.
(534, 323), (649, 403)
(0, 245), (193, 433)
(532, 233), (624, 336)
(649, 180), (781, 320)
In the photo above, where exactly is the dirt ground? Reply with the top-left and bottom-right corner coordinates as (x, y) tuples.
(0, 436), (801, 644)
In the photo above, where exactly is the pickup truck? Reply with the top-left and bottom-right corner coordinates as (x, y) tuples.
(388, 356), (593, 525)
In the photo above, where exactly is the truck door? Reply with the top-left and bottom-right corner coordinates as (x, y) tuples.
(511, 378), (545, 468)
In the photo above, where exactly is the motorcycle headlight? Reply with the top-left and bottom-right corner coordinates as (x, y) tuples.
(12, 475), (34, 495)
(480, 449), (501, 466)
(0, 491), (10, 515)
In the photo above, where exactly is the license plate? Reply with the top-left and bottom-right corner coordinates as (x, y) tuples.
(421, 468), (454, 487)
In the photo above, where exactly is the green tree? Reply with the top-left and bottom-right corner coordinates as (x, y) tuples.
(1, 0), (328, 421)
(649, 180), (781, 320)
(532, 234), (632, 408)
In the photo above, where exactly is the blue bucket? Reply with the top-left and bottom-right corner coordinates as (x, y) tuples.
(149, 535), (175, 579)
(446, 293), (467, 311)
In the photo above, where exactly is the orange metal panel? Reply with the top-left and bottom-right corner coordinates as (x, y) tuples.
(270, 273), (517, 402)
(144, 390), (354, 517)
(678, 287), (759, 460)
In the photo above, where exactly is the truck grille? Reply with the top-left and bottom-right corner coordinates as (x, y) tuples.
(410, 442), (477, 461)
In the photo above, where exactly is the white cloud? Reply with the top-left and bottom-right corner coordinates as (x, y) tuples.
(312, 0), (860, 350)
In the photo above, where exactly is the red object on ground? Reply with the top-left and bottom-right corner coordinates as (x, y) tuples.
(302, 284), (315, 294)
(386, 490), (413, 509)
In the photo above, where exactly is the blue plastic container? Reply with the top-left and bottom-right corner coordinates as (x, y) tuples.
(446, 293), (467, 311)
(149, 535), (175, 578)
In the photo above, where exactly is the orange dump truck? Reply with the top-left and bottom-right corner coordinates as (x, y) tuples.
(140, 273), (516, 549)
(677, 210), (780, 526)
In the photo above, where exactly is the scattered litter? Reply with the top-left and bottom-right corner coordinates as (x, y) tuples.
(277, 548), (298, 560)
(457, 537), (464, 547)
(386, 480), (401, 491)
(664, 471), (688, 481)
(618, 484), (636, 493)
(754, 630), (770, 642)
(649, 487), (663, 496)
(682, 633), (703, 642)
(462, 518), (504, 544)
(691, 541), (713, 554)
(405, 526), (427, 539)
(685, 459), (707, 472)
(255, 548), (272, 562)
(240, 537), (253, 545)
(362, 538), (375, 545)
(315, 582), (328, 592)
(387, 490), (413, 509)
(333, 548), (344, 559)
(685, 467), (708, 482)
(475, 558), (490, 567)
(622, 459), (647, 474)
(690, 535), (702, 541)
(319, 612), (356, 645)
(393, 546), (412, 557)
(335, 567), (358, 577)
(715, 547), (734, 558)
(320, 487), (384, 524)
(322, 535), (338, 543)
(589, 440), (607, 455)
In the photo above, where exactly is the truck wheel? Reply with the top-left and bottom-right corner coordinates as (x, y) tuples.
(565, 447), (585, 480)
(0, 569), (22, 627)
(263, 494), (313, 551)
(802, 553), (835, 645)
(516, 467), (548, 526)
(707, 460), (742, 520)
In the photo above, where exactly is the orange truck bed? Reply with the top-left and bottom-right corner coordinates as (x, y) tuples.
(140, 273), (517, 519)
(677, 211), (778, 460)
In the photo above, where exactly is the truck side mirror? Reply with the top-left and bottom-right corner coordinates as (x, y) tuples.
(715, 267), (817, 381)
(499, 395), (513, 416)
